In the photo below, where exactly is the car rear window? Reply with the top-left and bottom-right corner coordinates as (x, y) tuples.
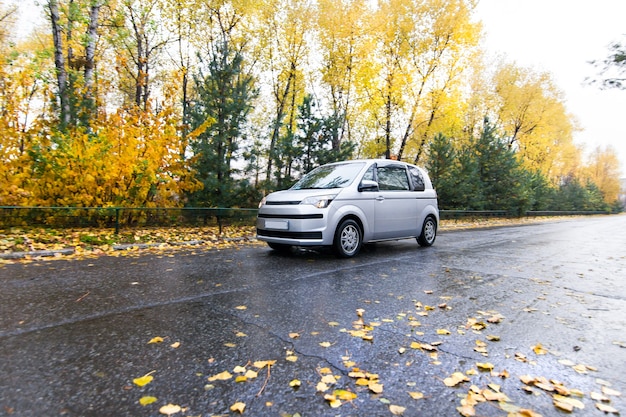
(292, 162), (366, 189)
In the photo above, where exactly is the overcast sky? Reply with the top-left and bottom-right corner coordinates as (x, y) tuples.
(475, 0), (626, 175)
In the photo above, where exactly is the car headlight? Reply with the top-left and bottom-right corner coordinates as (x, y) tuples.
(258, 196), (267, 208)
(301, 194), (336, 209)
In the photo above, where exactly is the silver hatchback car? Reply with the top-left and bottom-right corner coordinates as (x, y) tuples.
(256, 159), (439, 257)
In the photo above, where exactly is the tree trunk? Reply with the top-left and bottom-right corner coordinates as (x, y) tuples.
(48, 0), (71, 128)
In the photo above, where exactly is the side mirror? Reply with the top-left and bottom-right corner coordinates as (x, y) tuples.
(359, 179), (379, 192)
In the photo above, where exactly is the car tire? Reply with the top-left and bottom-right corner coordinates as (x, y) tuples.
(333, 219), (362, 258)
(267, 242), (292, 253)
(417, 216), (437, 247)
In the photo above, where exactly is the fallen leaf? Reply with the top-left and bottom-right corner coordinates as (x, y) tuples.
(591, 391), (610, 402)
(230, 402), (246, 413)
(476, 362), (494, 371)
(408, 391), (424, 400)
(133, 371), (155, 387)
(482, 388), (509, 402)
(289, 379), (301, 388)
(389, 404), (406, 415)
(235, 305), (247, 310)
(208, 370), (233, 381)
(487, 314), (504, 323)
(253, 360), (276, 369)
(532, 343), (548, 355)
(334, 389), (357, 401)
(159, 403), (182, 416)
(595, 403), (619, 414)
(553, 394), (584, 410)
(321, 374), (337, 384)
(289, 332), (300, 339)
(148, 336), (164, 344)
(456, 404), (476, 417)
(324, 394), (342, 408)
(319, 341), (332, 348)
(553, 399), (574, 412)
(316, 382), (329, 392)
(170, 341), (180, 348)
(369, 382), (384, 394)
(602, 386), (622, 397)
(233, 365), (247, 373)
(139, 396), (157, 406)
(444, 372), (470, 387)
(436, 329), (451, 335)
(244, 370), (258, 379)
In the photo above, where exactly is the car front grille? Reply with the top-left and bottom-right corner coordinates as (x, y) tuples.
(265, 201), (301, 205)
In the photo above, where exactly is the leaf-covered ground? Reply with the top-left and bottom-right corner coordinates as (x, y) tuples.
(0, 217), (580, 263)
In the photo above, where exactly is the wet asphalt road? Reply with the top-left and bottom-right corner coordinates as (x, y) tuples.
(1, 215), (625, 417)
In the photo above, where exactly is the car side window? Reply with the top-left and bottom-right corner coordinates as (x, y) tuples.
(362, 166), (376, 182)
(409, 166), (425, 191)
(377, 166), (410, 191)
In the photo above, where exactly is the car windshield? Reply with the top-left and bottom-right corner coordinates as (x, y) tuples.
(291, 162), (366, 190)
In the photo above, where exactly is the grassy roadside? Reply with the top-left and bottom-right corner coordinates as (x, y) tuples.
(0, 216), (583, 262)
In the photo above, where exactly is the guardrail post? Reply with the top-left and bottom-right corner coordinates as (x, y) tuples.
(115, 208), (120, 234)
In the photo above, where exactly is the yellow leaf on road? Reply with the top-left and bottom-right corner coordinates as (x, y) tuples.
(602, 386), (622, 397)
(289, 379), (301, 388)
(334, 389), (357, 401)
(324, 394), (342, 408)
(253, 360), (276, 369)
(319, 341), (332, 348)
(139, 396), (157, 406)
(389, 404), (406, 415)
(208, 370), (232, 381)
(317, 382), (329, 392)
(321, 374), (337, 384)
(148, 336), (164, 344)
(595, 403), (619, 414)
(553, 394), (584, 410)
(245, 370), (258, 379)
(369, 382), (384, 394)
(159, 403), (181, 416)
(230, 402), (246, 413)
(408, 391), (424, 400)
(444, 372), (470, 387)
(476, 362), (494, 371)
(133, 372), (155, 387)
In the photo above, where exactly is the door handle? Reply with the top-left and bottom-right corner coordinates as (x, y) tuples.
(376, 196), (385, 201)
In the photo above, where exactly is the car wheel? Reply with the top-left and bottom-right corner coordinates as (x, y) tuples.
(417, 216), (437, 247)
(267, 242), (292, 253)
(333, 219), (362, 258)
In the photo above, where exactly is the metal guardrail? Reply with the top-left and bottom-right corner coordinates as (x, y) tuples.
(439, 209), (610, 219)
(0, 206), (611, 233)
(0, 206), (258, 234)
